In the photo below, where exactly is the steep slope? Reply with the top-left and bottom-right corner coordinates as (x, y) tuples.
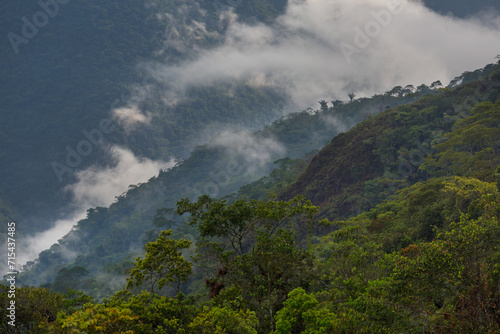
(282, 63), (500, 220)
(14, 62), (495, 295)
(14, 87), (418, 296)
(3, 68), (500, 333)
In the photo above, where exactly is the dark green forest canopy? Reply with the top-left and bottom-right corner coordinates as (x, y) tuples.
(11, 78), (432, 293)
(3, 175), (499, 333)
(1, 1), (500, 332)
(282, 67), (500, 221)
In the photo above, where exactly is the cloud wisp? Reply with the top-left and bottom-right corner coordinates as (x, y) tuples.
(209, 130), (286, 177)
(112, 105), (152, 132)
(65, 146), (174, 209)
(139, 0), (500, 110)
(9, 146), (174, 272)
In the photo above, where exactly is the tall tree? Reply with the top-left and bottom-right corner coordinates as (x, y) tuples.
(126, 230), (192, 294)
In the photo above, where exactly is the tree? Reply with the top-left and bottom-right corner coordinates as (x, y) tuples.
(51, 266), (89, 293)
(420, 101), (500, 181)
(126, 229), (192, 294)
(176, 195), (319, 331)
(176, 195), (318, 257)
(235, 229), (318, 332)
(386, 85), (403, 97)
(0, 286), (65, 334)
(415, 84), (430, 94)
(347, 92), (356, 102)
(41, 303), (139, 334)
(430, 80), (443, 90)
(318, 100), (328, 113)
(274, 288), (338, 334)
(390, 213), (500, 332)
(109, 290), (199, 334)
(401, 85), (415, 96)
(331, 100), (344, 109)
(188, 306), (258, 334)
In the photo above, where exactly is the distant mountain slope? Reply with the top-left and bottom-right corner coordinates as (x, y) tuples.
(0, 0), (288, 233)
(281, 63), (500, 220)
(14, 86), (419, 295)
(13, 62), (498, 296)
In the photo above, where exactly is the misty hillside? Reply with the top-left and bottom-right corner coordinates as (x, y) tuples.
(3, 61), (499, 333)
(0, 0), (288, 234)
(11, 61), (499, 295)
(2, 0), (500, 239)
(1, 0), (500, 332)
(282, 65), (500, 218)
(13, 84), (423, 295)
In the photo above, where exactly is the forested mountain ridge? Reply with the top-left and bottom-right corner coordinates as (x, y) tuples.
(2, 61), (499, 333)
(1, 0), (497, 235)
(282, 63), (500, 220)
(1, 0), (500, 332)
(12, 77), (423, 295)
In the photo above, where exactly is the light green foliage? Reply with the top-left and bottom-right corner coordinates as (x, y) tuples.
(188, 306), (259, 334)
(274, 288), (338, 334)
(126, 229), (192, 294)
(421, 101), (500, 181)
(42, 303), (138, 334)
(309, 176), (500, 333)
(109, 291), (198, 334)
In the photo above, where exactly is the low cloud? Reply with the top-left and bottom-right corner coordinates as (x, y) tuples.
(6, 147), (174, 272)
(321, 115), (348, 134)
(209, 131), (285, 176)
(139, 0), (500, 110)
(14, 212), (86, 271)
(65, 146), (174, 208)
(112, 105), (152, 132)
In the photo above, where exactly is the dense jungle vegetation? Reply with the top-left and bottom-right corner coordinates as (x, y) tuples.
(2, 62), (499, 333)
